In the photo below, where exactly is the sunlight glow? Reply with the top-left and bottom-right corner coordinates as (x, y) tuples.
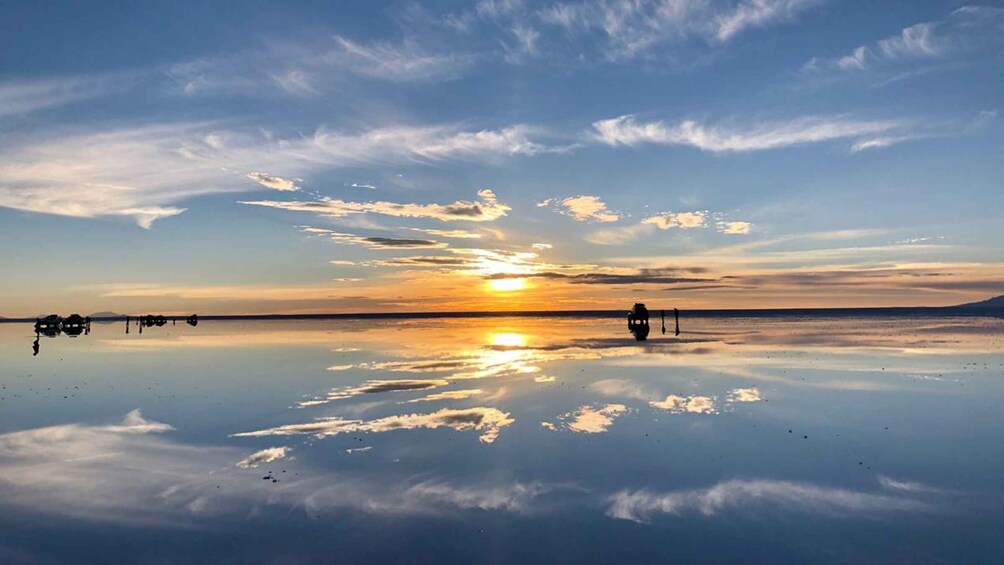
(489, 333), (528, 348)
(488, 278), (526, 292)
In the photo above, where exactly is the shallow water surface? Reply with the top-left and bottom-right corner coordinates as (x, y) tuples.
(2, 316), (1003, 563)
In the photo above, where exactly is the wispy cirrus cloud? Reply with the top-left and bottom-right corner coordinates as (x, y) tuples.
(536, 0), (823, 60)
(0, 411), (551, 526)
(607, 478), (935, 523)
(246, 189), (510, 223)
(802, 6), (1004, 76)
(170, 34), (472, 97)
(411, 228), (484, 239)
(592, 114), (901, 152)
(246, 172), (300, 191)
(302, 227), (449, 249)
(233, 406), (516, 444)
(0, 75), (126, 119)
(0, 118), (538, 228)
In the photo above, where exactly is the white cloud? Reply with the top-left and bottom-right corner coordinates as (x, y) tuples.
(560, 404), (628, 433)
(536, 0), (822, 60)
(643, 211), (707, 229)
(236, 446), (290, 468)
(233, 406), (515, 444)
(531, 243), (553, 250)
(412, 228), (483, 239)
(406, 389), (484, 403)
(650, 395), (717, 414)
(245, 189), (510, 223)
(326, 36), (472, 82)
(608, 478), (931, 522)
(803, 6), (1004, 75)
(727, 387), (761, 402)
(0, 119), (540, 227)
(592, 114), (900, 152)
(715, 0), (821, 42)
(717, 220), (753, 235)
(0, 412), (547, 526)
(246, 172), (300, 191)
(547, 195), (620, 222)
(0, 75), (123, 119)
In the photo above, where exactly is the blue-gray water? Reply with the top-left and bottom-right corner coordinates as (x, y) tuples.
(2, 316), (1003, 563)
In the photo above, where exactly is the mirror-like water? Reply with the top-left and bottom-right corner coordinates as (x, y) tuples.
(2, 316), (1003, 563)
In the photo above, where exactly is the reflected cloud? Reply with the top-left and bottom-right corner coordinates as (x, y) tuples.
(236, 446), (290, 468)
(650, 395), (717, 414)
(0, 411), (546, 527)
(299, 379), (449, 406)
(728, 387), (762, 403)
(608, 478), (933, 523)
(234, 406), (515, 443)
(406, 389), (483, 403)
(560, 404), (628, 434)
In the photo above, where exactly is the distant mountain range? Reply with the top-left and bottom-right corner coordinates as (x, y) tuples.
(89, 311), (126, 318)
(957, 295), (1004, 308)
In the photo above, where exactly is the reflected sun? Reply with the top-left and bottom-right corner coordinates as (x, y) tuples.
(488, 278), (526, 292)
(489, 332), (528, 348)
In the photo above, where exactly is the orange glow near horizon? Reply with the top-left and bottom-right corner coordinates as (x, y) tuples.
(487, 278), (527, 293)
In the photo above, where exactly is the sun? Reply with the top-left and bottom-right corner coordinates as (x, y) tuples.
(488, 278), (526, 292)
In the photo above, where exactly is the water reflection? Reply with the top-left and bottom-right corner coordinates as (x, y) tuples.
(1, 315), (1003, 562)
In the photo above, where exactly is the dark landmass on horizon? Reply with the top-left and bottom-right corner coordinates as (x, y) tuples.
(2, 296), (1004, 324)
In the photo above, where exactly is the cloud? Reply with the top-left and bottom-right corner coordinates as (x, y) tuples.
(717, 220), (753, 234)
(233, 406), (515, 444)
(0, 120), (539, 227)
(245, 189), (511, 223)
(643, 211), (708, 229)
(0, 73), (138, 119)
(532, 243), (553, 250)
(650, 395), (717, 414)
(715, 0), (821, 42)
(349, 182), (377, 189)
(101, 409), (176, 434)
(536, 0), (822, 60)
(326, 35), (472, 82)
(803, 6), (1004, 75)
(559, 404), (628, 433)
(306, 228), (450, 249)
(545, 195), (620, 222)
(300, 379), (451, 406)
(728, 387), (762, 402)
(169, 35), (471, 97)
(490, 268), (714, 286)
(235, 446), (290, 468)
(607, 478), (931, 522)
(406, 389), (484, 403)
(592, 114), (900, 152)
(246, 172), (300, 191)
(0, 412), (548, 527)
(411, 228), (483, 239)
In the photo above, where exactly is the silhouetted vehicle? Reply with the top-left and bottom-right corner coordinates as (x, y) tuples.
(143, 315), (168, 327)
(35, 314), (62, 337)
(628, 303), (650, 341)
(187, 314), (199, 327)
(62, 314), (90, 337)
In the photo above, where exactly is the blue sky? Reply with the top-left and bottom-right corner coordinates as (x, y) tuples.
(1, 0), (1002, 316)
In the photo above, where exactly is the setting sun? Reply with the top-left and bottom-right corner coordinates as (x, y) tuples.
(488, 278), (526, 293)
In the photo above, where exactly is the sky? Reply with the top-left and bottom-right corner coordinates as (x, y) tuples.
(1, 0), (1002, 317)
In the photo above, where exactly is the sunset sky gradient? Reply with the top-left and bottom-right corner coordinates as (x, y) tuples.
(1, 0), (1002, 316)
